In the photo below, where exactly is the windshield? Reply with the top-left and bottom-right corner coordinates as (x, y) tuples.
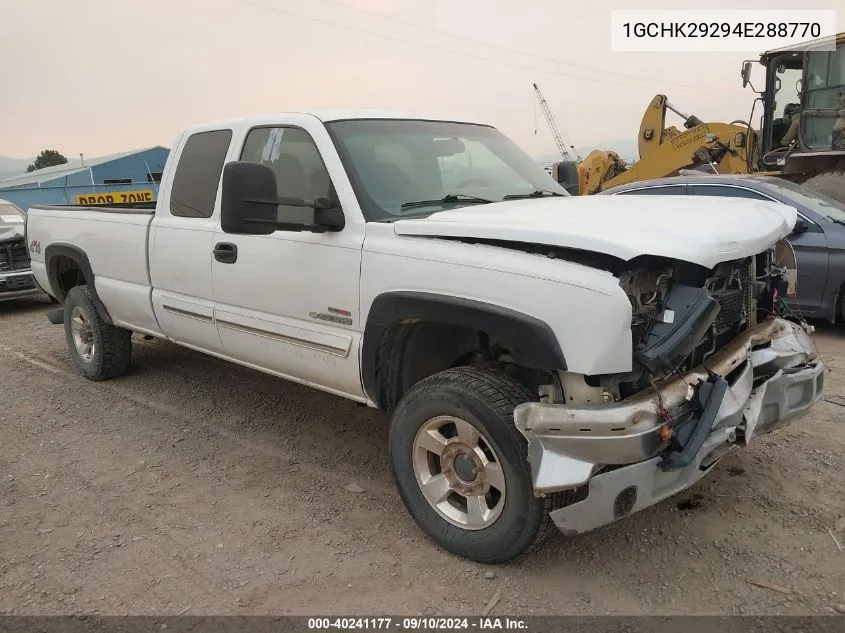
(762, 177), (845, 223)
(326, 119), (569, 220)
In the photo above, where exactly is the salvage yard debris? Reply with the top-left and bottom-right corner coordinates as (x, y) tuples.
(482, 590), (502, 616)
(829, 528), (844, 553)
(745, 578), (792, 595)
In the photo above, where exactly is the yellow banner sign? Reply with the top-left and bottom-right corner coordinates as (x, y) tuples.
(75, 190), (155, 205)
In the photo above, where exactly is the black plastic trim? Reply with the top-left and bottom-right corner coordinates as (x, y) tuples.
(659, 375), (728, 471)
(361, 291), (566, 406)
(44, 244), (113, 325)
(636, 285), (720, 375)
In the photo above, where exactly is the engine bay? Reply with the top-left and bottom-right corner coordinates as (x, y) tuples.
(599, 244), (794, 401)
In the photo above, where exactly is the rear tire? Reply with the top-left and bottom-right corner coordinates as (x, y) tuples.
(63, 285), (132, 381)
(803, 171), (845, 206)
(387, 367), (554, 563)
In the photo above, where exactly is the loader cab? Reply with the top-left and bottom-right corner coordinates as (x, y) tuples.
(757, 51), (804, 166)
(749, 34), (845, 174)
(799, 41), (845, 152)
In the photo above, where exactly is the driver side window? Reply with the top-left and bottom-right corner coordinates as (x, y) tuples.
(240, 127), (336, 224)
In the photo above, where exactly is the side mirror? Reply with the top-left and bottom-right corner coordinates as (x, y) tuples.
(741, 61), (752, 88)
(221, 161), (279, 235)
(791, 217), (809, 235)
(220, 161), (345, 234)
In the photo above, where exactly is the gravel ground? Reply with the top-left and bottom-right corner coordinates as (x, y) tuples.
(0, 295), (843, 616)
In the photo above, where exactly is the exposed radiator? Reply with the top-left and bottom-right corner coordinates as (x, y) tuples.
(0, 238), (30, 273)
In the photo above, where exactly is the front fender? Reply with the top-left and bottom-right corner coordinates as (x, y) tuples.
(361, 291), (568, 405)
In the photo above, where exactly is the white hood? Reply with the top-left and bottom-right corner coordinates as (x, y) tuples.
(392, 195), (797, 269)
(0, 203), (25, 242)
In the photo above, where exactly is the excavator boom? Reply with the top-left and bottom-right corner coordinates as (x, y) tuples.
(554, 94), (755, 195)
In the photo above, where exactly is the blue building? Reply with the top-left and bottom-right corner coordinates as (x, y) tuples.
(0, 146), (169, 211)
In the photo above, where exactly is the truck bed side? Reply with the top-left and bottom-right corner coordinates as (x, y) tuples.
(26, 205), (161, 335)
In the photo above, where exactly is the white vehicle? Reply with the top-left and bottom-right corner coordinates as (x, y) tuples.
(24, 111), (825, 563)
(1, 198), (41, 302)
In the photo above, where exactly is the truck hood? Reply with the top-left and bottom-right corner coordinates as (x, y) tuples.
(392, 195), (797, 269)
(0, 211), (25, 241)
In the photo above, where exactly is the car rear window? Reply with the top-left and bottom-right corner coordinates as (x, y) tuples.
(169, 129), (233, 218)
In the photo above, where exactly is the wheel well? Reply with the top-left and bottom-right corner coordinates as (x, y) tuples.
(373, 319), (554, 412)
(44, 246), (113, 324)
(362, 292), (567, 411)
(51, 255), (87, 301)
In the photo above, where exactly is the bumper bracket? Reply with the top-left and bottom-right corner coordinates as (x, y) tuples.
(659, 373), (728, 471)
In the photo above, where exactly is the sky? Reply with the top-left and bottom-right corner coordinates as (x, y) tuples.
(0, 0), (841, 160)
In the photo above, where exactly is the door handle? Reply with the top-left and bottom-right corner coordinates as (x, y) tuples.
(213, 242), (238, 264)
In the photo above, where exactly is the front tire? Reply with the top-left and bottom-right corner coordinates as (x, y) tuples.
(387, 367), (553, 563)
(63, 285), (132, 380)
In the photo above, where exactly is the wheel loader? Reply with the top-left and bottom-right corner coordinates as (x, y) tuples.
(553, 32), (845, 203)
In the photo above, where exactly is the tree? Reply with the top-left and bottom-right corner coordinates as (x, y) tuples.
(26, 150), (68, 173)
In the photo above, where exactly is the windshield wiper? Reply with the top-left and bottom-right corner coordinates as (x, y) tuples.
(827, 216), (845, 227)
(502, 190), (565, 200)
(400, 194), (494, 210)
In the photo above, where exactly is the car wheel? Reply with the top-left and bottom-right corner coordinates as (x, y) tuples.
(387, 367), (555, 563)
(64, 285), (132, 380)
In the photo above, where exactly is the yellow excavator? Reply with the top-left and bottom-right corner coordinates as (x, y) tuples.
(550, 32), (845, 203)
(554, 95), (754, 195)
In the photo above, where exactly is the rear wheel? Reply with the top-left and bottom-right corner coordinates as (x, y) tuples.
(63, 285), (132, 380)
(803, 171), (845, 206)
(387, 367), (554, 563)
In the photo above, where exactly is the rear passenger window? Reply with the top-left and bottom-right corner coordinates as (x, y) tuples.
(170, 129), (233, 218)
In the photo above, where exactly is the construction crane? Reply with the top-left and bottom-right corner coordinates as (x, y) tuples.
(533, 82), (579, 162)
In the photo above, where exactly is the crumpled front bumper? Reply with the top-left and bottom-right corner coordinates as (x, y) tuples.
(513, 317), (824, 535)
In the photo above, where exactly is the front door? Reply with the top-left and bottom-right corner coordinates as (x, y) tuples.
(211, 124), (366, 400)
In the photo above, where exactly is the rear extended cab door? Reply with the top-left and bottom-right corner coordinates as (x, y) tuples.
(210, 115), (367, 401)
(148, 125), (235, 353)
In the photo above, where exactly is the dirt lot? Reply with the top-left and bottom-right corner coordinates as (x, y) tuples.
(0, 295), (843, 617)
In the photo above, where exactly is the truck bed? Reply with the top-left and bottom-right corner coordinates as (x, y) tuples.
(26, 203), (160, 334)
(29, 203), (157, 214)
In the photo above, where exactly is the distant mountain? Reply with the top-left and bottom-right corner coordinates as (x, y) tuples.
(536, 138), (639, 166)
(0, 155), (33, 182)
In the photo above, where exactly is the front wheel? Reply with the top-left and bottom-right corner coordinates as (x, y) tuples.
(387, 367), (554, 563)
(63, 285), (132, 380)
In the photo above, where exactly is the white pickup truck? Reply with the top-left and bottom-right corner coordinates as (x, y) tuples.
(25, 111), (825, 563)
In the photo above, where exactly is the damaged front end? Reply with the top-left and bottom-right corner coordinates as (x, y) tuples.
(0, 205), (39, 301)
(513, 244), (824, 535)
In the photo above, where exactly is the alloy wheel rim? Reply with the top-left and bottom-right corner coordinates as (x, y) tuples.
(412, 415), (507, 530)
(70, 306), (95, 362)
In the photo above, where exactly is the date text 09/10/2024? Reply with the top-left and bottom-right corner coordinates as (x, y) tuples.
(307, 617), (528, 630)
